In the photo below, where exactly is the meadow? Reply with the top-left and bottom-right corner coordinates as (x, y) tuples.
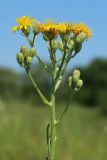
(0, 100), (107, 160)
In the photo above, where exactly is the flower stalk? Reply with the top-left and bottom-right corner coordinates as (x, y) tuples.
(50, 80), (56, 160)
(26, 69), (51, 107)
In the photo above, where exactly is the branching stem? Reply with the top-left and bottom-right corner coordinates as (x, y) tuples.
(26, 70), (51, 107)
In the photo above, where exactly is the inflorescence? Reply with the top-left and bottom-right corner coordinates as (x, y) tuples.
(12, 16), (92, 39)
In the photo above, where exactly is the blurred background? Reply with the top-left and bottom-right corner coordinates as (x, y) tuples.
(0, 0), (107, 159)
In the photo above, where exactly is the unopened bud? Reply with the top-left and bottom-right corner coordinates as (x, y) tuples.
(75, 79), (83, 91)
(29, 48), (36, 57)
(26, 56), (32, 65)
(20, 45), (29, 58)
(75, 32), (86, 43)
(33, 22), (41, 34)
(72, 70), (80, 84)
(17, 53), (24, 65)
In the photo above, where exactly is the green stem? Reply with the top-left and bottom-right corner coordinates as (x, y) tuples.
(27, 70), (51, 107)
(59, 90), (75, 122)
(50, 80), (56, 160)
(26, 34), (36, 47)
(49, 40), (56, 69)
(32, 34), (36, 47)
(55, 42), (67, 83)
(36, 54), (52, 75)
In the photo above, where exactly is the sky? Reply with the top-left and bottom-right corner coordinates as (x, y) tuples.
(0, 0), (107, 71)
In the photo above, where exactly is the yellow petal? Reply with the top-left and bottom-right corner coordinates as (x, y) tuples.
(11, 26), (19, 32)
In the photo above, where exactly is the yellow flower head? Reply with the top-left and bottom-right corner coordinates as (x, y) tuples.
(40, 22), (59, 37)
(12, 16), (35, 32)
(57, 23), (72, 33)
(71, 23), (92, 38)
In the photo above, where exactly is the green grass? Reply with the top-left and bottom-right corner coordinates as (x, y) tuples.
(0, 100), (107, 160)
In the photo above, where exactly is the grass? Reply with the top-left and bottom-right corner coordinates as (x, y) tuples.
(0, 100), (107, 160)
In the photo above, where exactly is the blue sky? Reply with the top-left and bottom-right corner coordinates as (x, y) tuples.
(0, 0), (107, 71)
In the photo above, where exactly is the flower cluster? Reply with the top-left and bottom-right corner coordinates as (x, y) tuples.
(12, 16), (92, 70)
(68, 70), (83, 91)
(17, 46), (36, 68)
(12, 16), (92, 40)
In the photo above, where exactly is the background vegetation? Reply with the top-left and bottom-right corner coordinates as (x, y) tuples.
(0, 58), (107, 159)
(1, 58), (107, 112)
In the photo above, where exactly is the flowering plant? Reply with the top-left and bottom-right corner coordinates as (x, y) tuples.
(12, 16), (92, 160)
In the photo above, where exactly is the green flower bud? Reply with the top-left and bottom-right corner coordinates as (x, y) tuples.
(33, 22), (41, 34)
(75, 43), (82, 53)
(29, 48), (36, 57)
(26, 56), (32, 65)
(20, 45), (29, 58)
(75, 32), (86, 43)
(75, 79), (83, 91)
(16, 53), (24, 65)
(72, 70), (80, 85)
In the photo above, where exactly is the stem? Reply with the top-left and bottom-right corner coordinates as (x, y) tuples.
(49, 40), (56, 69)
(26, 34), (36, 47)
(55, 41), (67, 83)
(50, 80), (56, 160)
(36, 54), (52, 75)
(59, 90), (75, 122)
(32, 34), (36, 47)
(26, 70), (51, 107)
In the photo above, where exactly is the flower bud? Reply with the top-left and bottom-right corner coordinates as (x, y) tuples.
(72, 70), (80, 85)
(75, 32), (86, 43)
(75, 79), (83, 91)
(20, 45), (29, 58)
(29, 48), (36, 57)
(33, 22), (41, 34)
(26, 56), (32, 65)
(17, 53), (24, 65)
